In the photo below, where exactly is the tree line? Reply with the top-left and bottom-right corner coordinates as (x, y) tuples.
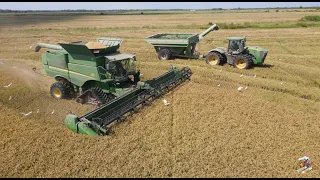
(0, 6), (319, 13)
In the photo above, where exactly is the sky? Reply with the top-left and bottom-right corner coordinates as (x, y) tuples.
(0, 2), (319, 10)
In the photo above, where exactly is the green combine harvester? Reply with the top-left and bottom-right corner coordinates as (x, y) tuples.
(35, 37), (192, 136)
(146, 24), (268, 69)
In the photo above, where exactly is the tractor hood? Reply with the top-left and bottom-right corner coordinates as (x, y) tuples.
(246, 46), (268, 64)
(246, 46), (268, 52)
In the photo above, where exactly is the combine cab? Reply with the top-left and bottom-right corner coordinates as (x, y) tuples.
(34, 37), (192, 136)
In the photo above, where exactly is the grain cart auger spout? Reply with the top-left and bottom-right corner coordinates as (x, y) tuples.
(64, 66), (192, 136)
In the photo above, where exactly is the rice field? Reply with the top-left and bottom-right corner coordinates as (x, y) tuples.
(0, 10), (320, 177)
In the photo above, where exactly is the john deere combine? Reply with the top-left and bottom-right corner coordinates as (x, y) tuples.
(35, 37), (192, 136)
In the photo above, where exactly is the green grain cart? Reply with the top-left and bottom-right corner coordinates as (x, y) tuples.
(146, 24), (219, 60)
(35, 37), (192, 135)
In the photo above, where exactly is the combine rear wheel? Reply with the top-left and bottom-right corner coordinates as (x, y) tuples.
(158, 49), (172, 60)
(50, 81), (72, 99)
(233, 55), (253, 69)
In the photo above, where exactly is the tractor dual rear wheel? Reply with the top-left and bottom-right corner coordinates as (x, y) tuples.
(233, 54), (253, 69)
(50, 81), (73, 99)
(206, 51), (226, 66)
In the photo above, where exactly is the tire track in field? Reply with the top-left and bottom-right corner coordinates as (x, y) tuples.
(169, 90), (174, 177)
(142, 62), (320, 103)
(277, 39), (296, 55)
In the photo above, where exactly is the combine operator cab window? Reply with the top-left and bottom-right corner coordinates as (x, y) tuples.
(121, 58), (136, 73)
(108, 61), (127, 77)
(106, 57), (136, 78)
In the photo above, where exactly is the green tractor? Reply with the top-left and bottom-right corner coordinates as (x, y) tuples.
(206, 37), (268, 69)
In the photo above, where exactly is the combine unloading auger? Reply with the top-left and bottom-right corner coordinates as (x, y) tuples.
(64, 66), (192, 136)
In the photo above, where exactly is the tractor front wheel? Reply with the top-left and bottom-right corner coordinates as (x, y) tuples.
(50, 81), (72, 99)
(158, 49), (172, 60)
(233, 55), (253, 69)
(206, 51), (226, 66)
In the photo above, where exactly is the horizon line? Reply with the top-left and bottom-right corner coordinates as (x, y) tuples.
(0, 6), (319, 11)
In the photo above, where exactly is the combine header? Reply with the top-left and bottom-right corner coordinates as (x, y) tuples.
(34, 37), (192, 136)
(65, 66), (192, 136)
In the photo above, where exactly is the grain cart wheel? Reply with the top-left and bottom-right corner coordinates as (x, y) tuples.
(158, 49), (172, 60)
(206, 51), (225, 66)
(50, 81), (71, 99)
(233, 54), (253, 69)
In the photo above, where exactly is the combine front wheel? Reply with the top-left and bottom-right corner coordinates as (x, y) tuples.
(50, 81), (71, 99)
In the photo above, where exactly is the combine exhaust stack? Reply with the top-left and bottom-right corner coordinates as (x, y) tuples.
(65, 66), (192, 136)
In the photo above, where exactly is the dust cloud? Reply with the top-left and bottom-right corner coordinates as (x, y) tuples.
(0, 60), (54, 90)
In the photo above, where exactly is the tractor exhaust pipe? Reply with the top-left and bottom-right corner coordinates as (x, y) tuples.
(34, 43), (63, 52)
(198, 24), (219, 40)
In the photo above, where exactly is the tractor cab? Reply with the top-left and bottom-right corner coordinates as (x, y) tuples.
(227, 37), (247, 54)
